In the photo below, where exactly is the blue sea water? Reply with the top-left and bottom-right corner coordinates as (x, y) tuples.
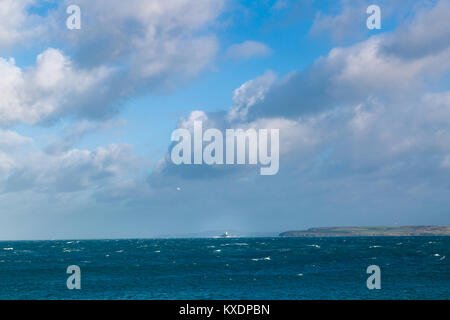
(0, 237), (448, 299)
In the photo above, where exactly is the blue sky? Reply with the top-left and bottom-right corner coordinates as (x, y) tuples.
(0, 0), (449, 239)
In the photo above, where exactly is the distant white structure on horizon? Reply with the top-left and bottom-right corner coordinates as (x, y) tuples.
(220, 232), (232, 238)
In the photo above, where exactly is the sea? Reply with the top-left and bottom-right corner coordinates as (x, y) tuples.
(0, 237), (448, 299)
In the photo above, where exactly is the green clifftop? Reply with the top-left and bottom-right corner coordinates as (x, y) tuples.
(279, 226), (450, 237)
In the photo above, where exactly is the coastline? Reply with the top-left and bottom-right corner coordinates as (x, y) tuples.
(279, 226), (450, 237)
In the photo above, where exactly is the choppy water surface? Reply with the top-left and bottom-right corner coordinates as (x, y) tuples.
(0, 237), (448, 299)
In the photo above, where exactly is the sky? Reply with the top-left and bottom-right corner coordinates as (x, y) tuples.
(0, 0), (450, 240)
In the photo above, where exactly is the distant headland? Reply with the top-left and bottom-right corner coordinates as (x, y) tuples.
(279, 226), (450, 237)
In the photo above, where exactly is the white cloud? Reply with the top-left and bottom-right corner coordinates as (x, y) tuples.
(310, 6), (367, 43)
(2, 0), (450, 237)
(271, 0), (290, 11)
(245, 2), (450, 121)
(55, 0), (223, 88)
(0, 0), (226, 125)
(0, 130), (33, 151)
(178, 110), (209, 129)
(441, 155), (450, 168)
(225, 41), (273, 60)
(0, 49), (113, 126)
(308, 0), (435, 44)
(381, 1), (450, 59)
(0, 0), (45, 48)
(0, 152), (16, 173)
(44, 119), (127, 154)
(4, 144), (140, 193)
(154, 1), (450, 199)
(228, 70), (277, 121)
